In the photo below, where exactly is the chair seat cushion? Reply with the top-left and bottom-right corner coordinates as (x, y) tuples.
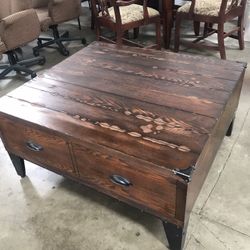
(0, 39), (7, 54)
(178, 0), (239, 16)
(35, 7), (52, 31)
(100, 4), (159, 24)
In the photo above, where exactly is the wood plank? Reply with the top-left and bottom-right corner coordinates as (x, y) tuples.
(49, 55), (232, 103)
(24, 80), (211, 152)
(43, 69), (224, 118)
(49, 47), (239, 92)
(29, 77), (216, 130)
(77, 46), (243, 82)
(0, 96), (199, 170)
(85, 42), (246, 71)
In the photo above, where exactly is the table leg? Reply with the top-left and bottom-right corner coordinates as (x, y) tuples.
(8, 152), (26, 178)
(162, 221), (183, 250)
(226, 117), (235, 137)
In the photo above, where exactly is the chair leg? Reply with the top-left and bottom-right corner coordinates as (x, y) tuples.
(77, 17), (82, 30)
(238, 15), (244, 50)
(156, 21), (161, 50)
(0, 51), (45, 79)
(96, 25), (101, 41)
(13, 65), (37, 78)
(193, 21), (200, 36)
(133, 27), (139, 39)
(0, 66), (14, 79)
(217, 23), (226, 59)
(33, 25), (86, 57)
(203, 22), (213, 36)
(90, 5), (95, 30)
(174, 15), (181, 52)
(116, 31), (123, 46)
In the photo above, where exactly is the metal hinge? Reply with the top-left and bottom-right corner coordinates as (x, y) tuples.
(172, 165), (196, 183)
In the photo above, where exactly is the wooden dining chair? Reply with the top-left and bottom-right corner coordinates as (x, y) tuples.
(172, 0), (200, 35)
(90, 0), (161, 49)
(174, 0), (247, 59)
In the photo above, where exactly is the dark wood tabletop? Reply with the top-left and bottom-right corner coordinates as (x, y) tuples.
(2, 42), (245, 169)
(0, 42), (246, 250)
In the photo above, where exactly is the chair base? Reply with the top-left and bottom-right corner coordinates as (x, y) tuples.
(96, 20), (161, 50)
(174, 12), (245, 60)
(0, 50), (45, 79)
(33, 25), (86, 57)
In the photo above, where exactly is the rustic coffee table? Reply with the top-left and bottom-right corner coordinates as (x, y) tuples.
(0, 42), (246, 250)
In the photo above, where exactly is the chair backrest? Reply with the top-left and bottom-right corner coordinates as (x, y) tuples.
(91, 0), (111, 17)
(0, 0), (12, 19)
(32, 0), (50, 8)
(189, 0), (247, 16)
(0, 0), (32, 19)
(11, 0), (32, 12)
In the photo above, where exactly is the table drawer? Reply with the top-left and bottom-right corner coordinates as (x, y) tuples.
(0, 117), (75, 174)
(72, 143), (186, 222)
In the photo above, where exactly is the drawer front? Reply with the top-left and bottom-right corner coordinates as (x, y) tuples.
(0, 117), (75, 174)
(73, 142), (186, 222)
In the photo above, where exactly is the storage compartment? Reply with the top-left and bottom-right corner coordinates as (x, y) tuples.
(72, 142), (185, 221)
(0, 117), (75, 175)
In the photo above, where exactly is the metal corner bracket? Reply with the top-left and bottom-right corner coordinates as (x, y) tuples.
(172, 165), (196, 183)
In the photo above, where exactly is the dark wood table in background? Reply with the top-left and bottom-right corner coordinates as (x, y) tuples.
(0, 42), (246, 250)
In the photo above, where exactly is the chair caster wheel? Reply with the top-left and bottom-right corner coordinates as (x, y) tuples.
(31, 72), (37, 79)
(39, 57), (46, 65)
(81, 38), (87, 45)
(33, 49), (40, 57)
(65, 31), (69, 38)
(61, 49), (69, 56)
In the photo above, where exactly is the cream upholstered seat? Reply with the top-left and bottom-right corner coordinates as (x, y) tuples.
(102, 4), (159, 24)
(178, 0), (240, 16)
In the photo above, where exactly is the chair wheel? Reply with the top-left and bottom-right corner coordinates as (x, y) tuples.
(38, 57), (46, 65)
(33, 49), (40, 57)
(81, 38), (87, 45)
(61, 48), (69, 56)
(31, 72), (37, 78)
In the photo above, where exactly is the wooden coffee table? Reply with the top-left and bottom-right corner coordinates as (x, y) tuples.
(0, 42), (246, 250)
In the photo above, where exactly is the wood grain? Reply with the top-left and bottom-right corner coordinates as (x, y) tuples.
(0, 42), (246, 240)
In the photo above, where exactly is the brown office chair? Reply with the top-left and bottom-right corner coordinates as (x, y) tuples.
(0, 1), (45, 79)
(91, 0), (161, 49)
(32, 0), (86, 56)
(174, 0), (247, 59)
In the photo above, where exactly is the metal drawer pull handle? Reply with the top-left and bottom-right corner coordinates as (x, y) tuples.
(26, 141), (43, 152)
(110, 174), (132, 187)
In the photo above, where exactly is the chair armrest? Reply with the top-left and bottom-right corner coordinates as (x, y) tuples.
(189, 0), (196, 15)
(1, 9), (40, 51)
(116, 0), (138, 6)
(219, 0), (229, 15)
(48, 0), (82, 23)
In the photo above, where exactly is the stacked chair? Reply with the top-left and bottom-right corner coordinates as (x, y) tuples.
(0, 0), (45, 79)
(31, 0), (86, 56)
